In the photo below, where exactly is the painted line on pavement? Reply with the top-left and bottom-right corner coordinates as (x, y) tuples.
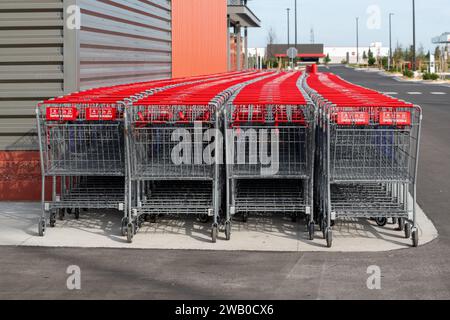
(430, 92), (446, 95)
(407, 92), (423, 95)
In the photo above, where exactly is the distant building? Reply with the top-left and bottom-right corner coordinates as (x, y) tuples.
(266, 44), (325, 63)
(324, 43), (389, 64)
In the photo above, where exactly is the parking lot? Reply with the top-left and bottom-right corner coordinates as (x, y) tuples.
(1, 66), (449, 299)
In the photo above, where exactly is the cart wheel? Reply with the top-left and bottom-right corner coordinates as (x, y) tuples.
(66, 208), (72, 215)
(120, 218), (127, 237)
(308, 222), (315, 240)
(404, 222), (412, 239)
(412, 228), (419, 247)
(326, 228), (333, 248)
(74, 208), (80, 220)
(49, 211), (57, 228)
(322, 220), (327, 239)
(38, 218), (46, 237)
(291, 214), (298, 223)
(199, 214), (210, 224)
(126, 223), (134, 243)
(225, 221), (231, 241)
(375, 217), (388, 227)
(242, 213), (248, 223)
(397, 218), (404, 231)
(211, 225), (218, 243)
(58, 209), (65, 221)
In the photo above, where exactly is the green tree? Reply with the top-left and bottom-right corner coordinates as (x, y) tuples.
(324, 53), (331, 65)
(362, 51), (367, 60)
(368, 49), (376, 66)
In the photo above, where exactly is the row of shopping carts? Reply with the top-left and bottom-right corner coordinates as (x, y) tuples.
(36, 70), (422, 247)
(303, 72), (422, 247)
(36, 71), (259, 237)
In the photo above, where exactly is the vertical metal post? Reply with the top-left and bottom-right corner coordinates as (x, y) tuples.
(389, 13), (394, 70)
(227, 15), (231, 71)
(412, 0), (416, 71)
(63, 0), (80, 94)
(244, 27), (248, 69)
(236, 24), (242, 71)
(287, 8), (290, 48)
(356, 17), (359, 64)
(294, 0), (298, 48)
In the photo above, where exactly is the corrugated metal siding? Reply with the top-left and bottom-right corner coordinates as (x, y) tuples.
(79, 0), (172, 90)
(172, 0), (227, 78)
(0, 0), (64, 150)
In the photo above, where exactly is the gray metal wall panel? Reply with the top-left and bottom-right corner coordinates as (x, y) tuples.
(0, 0), (64, 150)
(78, 0), (172, 90)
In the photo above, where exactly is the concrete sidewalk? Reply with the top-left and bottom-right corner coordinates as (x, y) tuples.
(0, 202), (438, 252)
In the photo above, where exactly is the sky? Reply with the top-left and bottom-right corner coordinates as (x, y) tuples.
(246, 0), (450, 51)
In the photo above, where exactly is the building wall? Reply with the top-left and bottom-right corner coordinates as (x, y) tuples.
(78, 0), (172, 90)
(172, 0), (227, 78)
(324, 45), (389, 64)
(0, 0), (173, 201)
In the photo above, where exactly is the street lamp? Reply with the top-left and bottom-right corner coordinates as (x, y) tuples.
(412, 0), (416, 71)
(389, 13), (394, 70)
(356, 17), (359, 64)
(287, 8), (290, 47)
(294, 0), (298, 48)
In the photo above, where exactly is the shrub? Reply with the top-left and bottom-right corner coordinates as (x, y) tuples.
(423, 72), (439, 80)
(403, 70), (414, 78)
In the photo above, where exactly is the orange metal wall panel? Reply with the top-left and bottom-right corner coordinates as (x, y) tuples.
(172, 0), (228, 78)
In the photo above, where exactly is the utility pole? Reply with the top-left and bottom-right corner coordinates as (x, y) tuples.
(356, 17), (359, 64)
(389, 13), (394, 70)
(287, 8), (290, 47)
(294, 0), (298, 48)
(412, 0), (416, 71)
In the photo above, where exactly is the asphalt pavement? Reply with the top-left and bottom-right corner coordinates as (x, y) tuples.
(0, 65), (449, 300)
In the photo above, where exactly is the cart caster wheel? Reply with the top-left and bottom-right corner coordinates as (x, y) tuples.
(58, 209), (65, 221)
(74, 208), (80, 220)
(225, 221), (231, 241)
(242, 213), (248, 223)
(211, 225), (218, 243)
(291, 214), (298, 223)
(38, 218), (46, 237)
(326, 228), (333, 248)
(199, 214), (209, 224)
(66, 208), (72, 215)
(397, 218), (404, 231)
(412, 228), (419, 247)
(404, 222), (412, 239)
(322, 220), (327, 239)
(120, 218), (127, 237)
(375, 217), (388, 227)
(49, 212), (56, 228)
(308, 222), (315, 241)
(126, 223), (134, 243)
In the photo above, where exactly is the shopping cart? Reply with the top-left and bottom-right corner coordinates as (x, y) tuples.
(124, 72), (269, 243)
(304, 72), (422, 247)
(225, 71), (317, 240)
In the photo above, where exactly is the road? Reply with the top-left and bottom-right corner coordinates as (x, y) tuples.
(1, 66), (449, 300)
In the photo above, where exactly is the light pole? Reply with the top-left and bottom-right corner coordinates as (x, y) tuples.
(412, 0), (416, 71)
(294, 0), (298, 48)
(389, 13), (394, 70)
(287, 8), (290, 47)
(356, 17), (359, 64)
